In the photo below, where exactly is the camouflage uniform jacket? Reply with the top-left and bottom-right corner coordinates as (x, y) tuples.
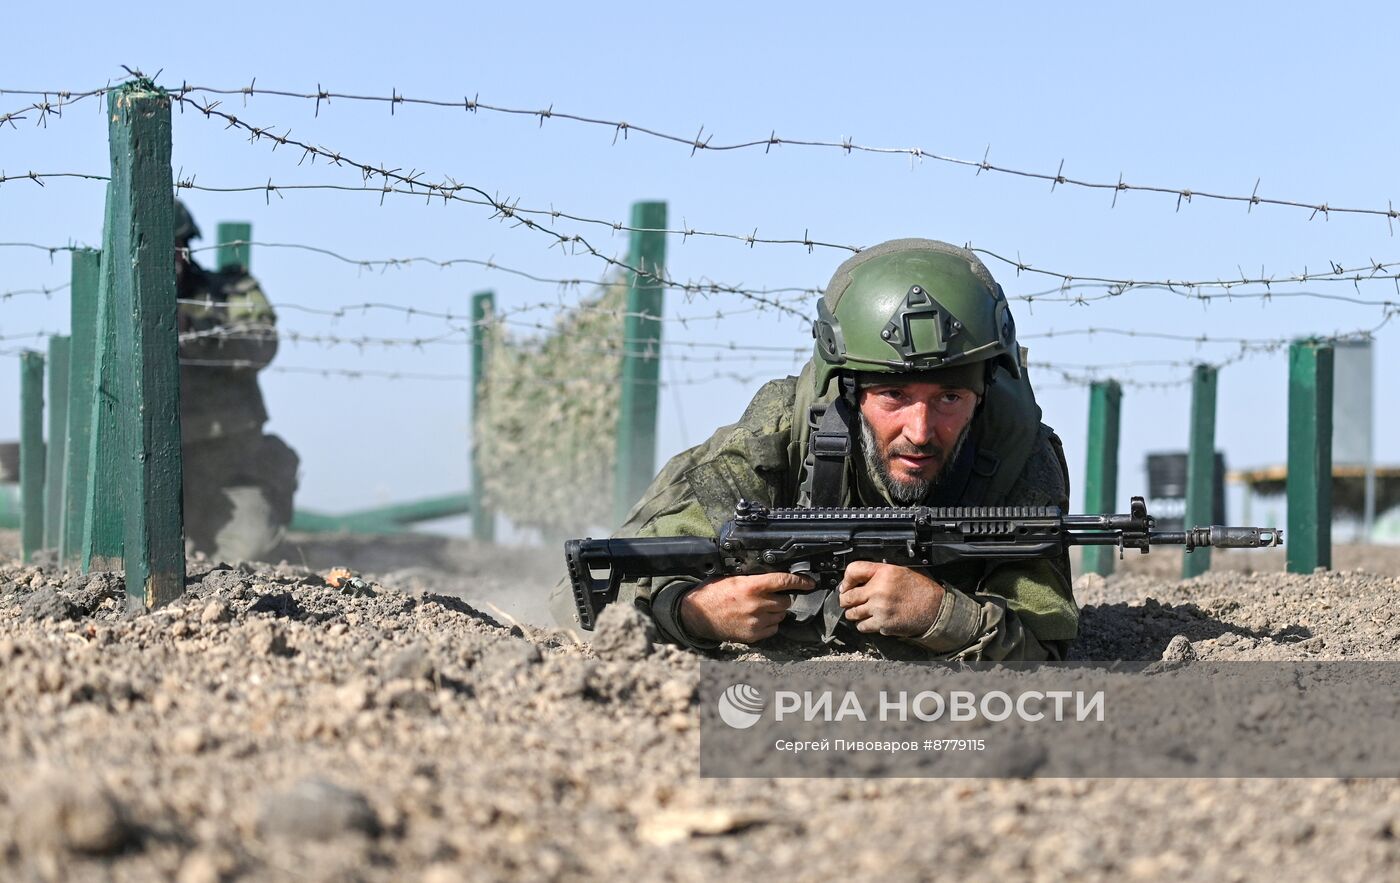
(613, 359), (1078, 661)
(178, 264), (277, 443)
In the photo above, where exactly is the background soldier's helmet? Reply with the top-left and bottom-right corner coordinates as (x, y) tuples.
(811, 238), (1021, 397)
(174, 199), (202, 245)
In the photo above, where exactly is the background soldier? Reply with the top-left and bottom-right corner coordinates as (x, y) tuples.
(175, 201), (299, 562)
(554, 239), (1078, 660)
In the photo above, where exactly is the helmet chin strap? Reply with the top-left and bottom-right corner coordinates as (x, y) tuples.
(798, 376), (859, 509)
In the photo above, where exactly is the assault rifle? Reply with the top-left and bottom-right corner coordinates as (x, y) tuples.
(563, 496), (1281, 630)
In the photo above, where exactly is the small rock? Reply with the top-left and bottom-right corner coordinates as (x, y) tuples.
(384, 643), (436, 683)
(1161, 635), (1198, 663)
(256, 778), (380, 841)
(335, 680), (373, 714)
(201, 569), (251, 596)
(16, 777), (135, 856)
(200, 600), (231, 625)
(479, 640), (542, 674)
(591, 604), (655, 661)
(20, 587), (80, 621)
(660, 677), (695, 709)
(1073, 573), (1107, 595)
(422, 864), (467, 883)
(380, 680), (435, 714)
(637, 807), (768, 846)
(177, 848), (234, 883)
(249, 622), (292, 657)
(74, 572), (123, 612)
(172, 726), (210, 755)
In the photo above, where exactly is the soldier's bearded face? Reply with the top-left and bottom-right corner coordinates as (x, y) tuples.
(857, 380), (978, 505)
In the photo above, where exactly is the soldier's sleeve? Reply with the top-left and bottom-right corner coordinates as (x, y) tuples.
(898, 426), (1079, 661)
(549, 377), (800, 643)
(179, 274), (278, 371)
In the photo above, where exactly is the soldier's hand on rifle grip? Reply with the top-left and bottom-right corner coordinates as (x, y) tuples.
(838, 562), (946, 637)
(679, 572), (814, 644)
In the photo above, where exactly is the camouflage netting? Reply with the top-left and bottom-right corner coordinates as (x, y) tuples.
(477, 280), (627, 537)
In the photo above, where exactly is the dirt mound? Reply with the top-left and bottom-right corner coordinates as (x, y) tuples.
(1, 536), (1398, 880)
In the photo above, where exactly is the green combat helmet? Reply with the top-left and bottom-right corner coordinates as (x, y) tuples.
(811, 238), (1021, 396)
(174, 199), (202, 244)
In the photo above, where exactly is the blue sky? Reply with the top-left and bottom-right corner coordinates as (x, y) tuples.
(2, 2), (1396, 533)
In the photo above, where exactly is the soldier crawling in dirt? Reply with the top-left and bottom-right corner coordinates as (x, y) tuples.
(552, 239), (1078, 660)
(175, 201), (299, 563)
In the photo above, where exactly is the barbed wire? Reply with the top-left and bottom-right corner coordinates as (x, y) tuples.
(184, 237), (1400, 311)
(181, 329), (806, 367)
(165, 82), (1400, 229)
(174, 310), (811, 356)
(0, 330), (54, 343)
(10, 81), (1397, 229)
(0, 241), (92, 262)
(0, 282), (69, 302)
(174, 160), (1400, 309)
(181, 239), (821, 304)
(0, 171), (108, 188)
(180, 358), (782, 388)
(0, 87), (108, 129)
(8, 228), (1400, 317)
(174, 94), (814, 319)
(1020, 324), (1381, 348)
(265, 296), (810, 329)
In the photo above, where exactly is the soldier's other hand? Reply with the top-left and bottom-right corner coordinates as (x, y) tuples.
(838, 562), (945, 637)
(679, 572), (814, 644)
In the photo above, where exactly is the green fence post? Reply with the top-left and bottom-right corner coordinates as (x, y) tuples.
(62, 249), (101, 565)
(1081, 379), (1122, 577)
(217, 221), (251, 272)
(1287, 341), (1333, 573)
(19, 352), (45, 563)
(613, 200), (668, 527)
(43, 335), (71, 552)
(107, 82), (185, 609)
(83, 185), (126, 573)
(470, 290), (496, 542)
(1182, 364), (1218, 578)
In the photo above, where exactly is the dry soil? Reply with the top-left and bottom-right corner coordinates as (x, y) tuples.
(1, 530), (1397, 882)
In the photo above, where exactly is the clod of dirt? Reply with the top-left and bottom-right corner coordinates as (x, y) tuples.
(256, 778), (380, 842)
(15, 777), (136, 856)
(177, 847), (237, 883)
(384, 642), (436, 682)
(478, 639), (542, 675)
(590, 603), (656, 661)
(19, 586), (80, 621)
(198, 568), (252, 597)
(637, 807), (769, 846)
(1161, 634), (1198, 663)
(65, 571), (123, 612)
(248, 621), (293, 657)
(200, 600), (231, 625)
